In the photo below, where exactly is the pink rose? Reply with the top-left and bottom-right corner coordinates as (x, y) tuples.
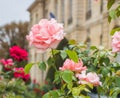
(26, 18), (65, 52)
(86, 72), (102, 86)
(59, 59), (87, 72)
(76, 71), (102, 86)
(112, 31), (120, 53)
(0, 58), (14, 71)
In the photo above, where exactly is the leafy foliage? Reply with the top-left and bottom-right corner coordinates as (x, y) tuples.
(107, 0), (120, 23)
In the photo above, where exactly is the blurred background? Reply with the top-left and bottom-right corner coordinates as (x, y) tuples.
(0, 0), (120, 83)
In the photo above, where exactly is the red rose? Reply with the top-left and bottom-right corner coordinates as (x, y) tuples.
(9, 46), (28, 61)
(13, 67), (30, 81)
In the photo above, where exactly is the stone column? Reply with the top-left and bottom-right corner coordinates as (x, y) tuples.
(72, 0), (77, 25)
(64, 0), (69, 28)
(30, 48), (36, 82)
(57, 0), (62, 22)
(77, 0), (86, 25)
(49, 0), (55, 14)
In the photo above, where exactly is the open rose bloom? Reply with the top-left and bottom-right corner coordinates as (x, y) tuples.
(26, 18), (65, 52)
(76, 71), (102, 86)
(59, 59), (87, 73)
(112, 31), (120, 53)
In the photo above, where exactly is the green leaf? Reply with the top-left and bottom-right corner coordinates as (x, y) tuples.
(74, 94), (91, 98)
(101, 67), (109, 76)
(110, 27), (120, 35)
(90, 46), (97, 50)
(62, 70), (73, 83)
(47, 57), (54, 66)
(107, 0), (115, 10)
(42, 93), (50, 98)
(54, 71), (61, 84)
(74, 95), (90, 98)
(100, 57), (110, 66)
(68, 39), (76, 45)
(66, 50), (79, 62)
(110, 87), (120, 98)
(24, 63), (33, 73)
(72, 85), (86, 96)
(115, 77), (120, 87)
(39, 61), (46, 71)
(109, 10), (117, 19)
(72, 87), (81, 96)
(67, 82), (73, 91)
(108, 15), (112, 23)
(49, 90), (59, 98)
(86, 83), (93, 89)
(52, 50), (60, 55)
(42, 91), (59, 98)
(0, 81), (6, 92)
(60, 50), (67, 59)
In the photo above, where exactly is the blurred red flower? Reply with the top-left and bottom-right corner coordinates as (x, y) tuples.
(9, 46), (28, 61)
(13, 67), (30, 81)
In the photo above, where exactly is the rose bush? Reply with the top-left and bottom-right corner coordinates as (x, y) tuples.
(1, 0), (120, 97)
(25, 16), (120, 98)
(0, 46), (36, 98)
(25, 1), (120, 95)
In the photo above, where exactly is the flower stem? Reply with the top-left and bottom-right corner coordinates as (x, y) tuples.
(97, 87), (101, 98)
(51, 49), (57, 71)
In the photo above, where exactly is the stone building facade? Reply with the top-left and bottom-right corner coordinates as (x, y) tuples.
(27, 0), (120, 83)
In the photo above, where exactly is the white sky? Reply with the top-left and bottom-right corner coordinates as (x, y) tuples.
(0, 0), (34, 26)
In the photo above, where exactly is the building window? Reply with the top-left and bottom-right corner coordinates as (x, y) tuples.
(86, 0), (92, 20)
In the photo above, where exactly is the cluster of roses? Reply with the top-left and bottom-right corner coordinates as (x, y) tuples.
(0, 46), (30, 81)
(26, 18), (102, 88)
(26, 18), (120, 97)
(60, 59), (102, 86)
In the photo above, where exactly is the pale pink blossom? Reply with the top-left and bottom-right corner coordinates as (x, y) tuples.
(26, 18), (65, 52)
(86, 72), (102, 86)
(59, 59), (87, 73)
(112, 31), (120, 53)
(0, 58), (14, 71)
(76, 71), (102, 86)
